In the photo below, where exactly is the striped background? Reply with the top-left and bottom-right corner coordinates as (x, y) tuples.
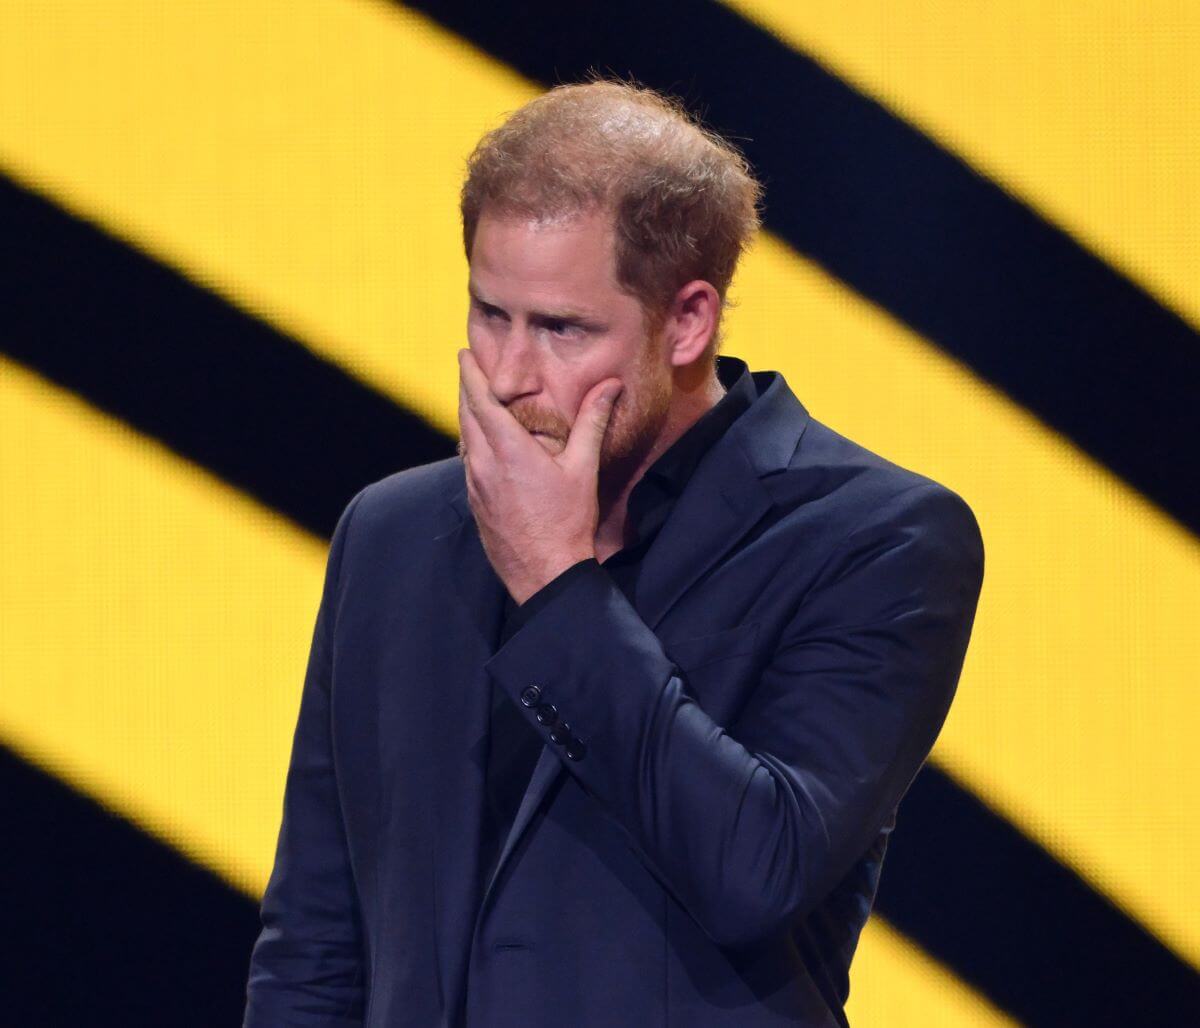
(2, 2), (1197, 1023)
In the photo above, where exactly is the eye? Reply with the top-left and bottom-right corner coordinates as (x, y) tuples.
(472, 299), (503, 320)
(545, 320), (584, 338)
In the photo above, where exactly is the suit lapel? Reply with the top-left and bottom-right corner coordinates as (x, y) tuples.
(635, 366), (810, 630)
(429, 367), (810, 1019)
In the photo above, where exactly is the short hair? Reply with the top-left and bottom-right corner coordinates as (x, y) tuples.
(459, 73), (764, 365)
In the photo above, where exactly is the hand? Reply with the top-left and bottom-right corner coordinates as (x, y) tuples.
(457, 347), (623, 605)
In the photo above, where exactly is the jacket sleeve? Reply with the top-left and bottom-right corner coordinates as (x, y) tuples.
(483, 481), (985, 949)
(244, 486), (369, 1026)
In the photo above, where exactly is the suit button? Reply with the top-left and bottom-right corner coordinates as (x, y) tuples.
(549, 721), (571, 745)
(520, 685), (541, 708)
(565, 737), (587, 761)
(535, 702), (558, 726)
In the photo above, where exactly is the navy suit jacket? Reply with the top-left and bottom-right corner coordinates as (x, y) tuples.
(244, 360), (985, 1027)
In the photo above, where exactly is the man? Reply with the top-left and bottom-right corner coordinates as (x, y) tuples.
(244, 79), (984, 1027)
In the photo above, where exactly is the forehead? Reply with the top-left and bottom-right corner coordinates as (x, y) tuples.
(469, 208), (620, 295)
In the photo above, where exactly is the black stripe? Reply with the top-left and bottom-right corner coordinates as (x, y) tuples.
(879, 765), (1200, 1024)
(0, 171), (455, 540)
(400, 0), (1200, 538)
(0, 739), (261, 1025)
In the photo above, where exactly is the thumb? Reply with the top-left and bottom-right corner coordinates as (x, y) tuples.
(565, 378), (623, 467)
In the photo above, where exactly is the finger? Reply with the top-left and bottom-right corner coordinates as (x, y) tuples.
(458, 372), (492, 473)
(458, 347), (528, 456)
(464, 465), (483, 509)
(564, 378), (622, 470)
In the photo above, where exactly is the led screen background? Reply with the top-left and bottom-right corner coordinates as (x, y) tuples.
(1, 2), (1197, 1023)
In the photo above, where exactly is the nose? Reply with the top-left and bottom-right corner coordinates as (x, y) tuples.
(486, 326), (542, 406)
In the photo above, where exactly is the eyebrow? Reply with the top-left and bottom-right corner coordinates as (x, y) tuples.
(468, 283), (605, 327)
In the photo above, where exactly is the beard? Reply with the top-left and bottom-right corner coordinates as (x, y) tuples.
(508, 337), (672, 477)
(597, 340), (672, 475)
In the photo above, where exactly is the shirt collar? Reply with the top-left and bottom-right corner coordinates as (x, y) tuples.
(638, 354), (756, 495)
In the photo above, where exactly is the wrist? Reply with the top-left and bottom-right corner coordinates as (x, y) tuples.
(515, 549), (596, 605)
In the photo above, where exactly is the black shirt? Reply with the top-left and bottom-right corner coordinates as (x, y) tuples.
(477, 355), (757, 899)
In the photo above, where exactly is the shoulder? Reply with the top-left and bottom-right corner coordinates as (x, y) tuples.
(771, 413), (983, 572)
(337, 456), (465, 543)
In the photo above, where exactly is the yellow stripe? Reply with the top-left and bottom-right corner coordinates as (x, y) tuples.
(1, 0), (1195, 1011)
(721, 0), (1200, 330)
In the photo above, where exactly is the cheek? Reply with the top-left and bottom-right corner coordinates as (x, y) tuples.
(580, 352), (632, 398)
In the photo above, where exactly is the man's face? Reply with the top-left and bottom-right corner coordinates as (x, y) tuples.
(466, 206), (673, 474)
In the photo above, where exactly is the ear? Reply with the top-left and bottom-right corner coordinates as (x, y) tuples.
(663, 280), (720, 368)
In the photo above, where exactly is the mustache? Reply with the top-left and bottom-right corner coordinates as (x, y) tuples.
(510, 406), (570, 438)
(456, 412), (570, 456)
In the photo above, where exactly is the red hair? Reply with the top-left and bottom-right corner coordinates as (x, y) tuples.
(460, 74), (764, 362)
